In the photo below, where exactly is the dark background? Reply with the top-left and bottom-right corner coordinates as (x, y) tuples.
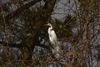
(0, 0), (100, 66)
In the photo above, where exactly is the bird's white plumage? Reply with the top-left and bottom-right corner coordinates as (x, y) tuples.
(47, 23), (57, 46)
(49, 30), (57, 46)
(46, 23), (60, 58)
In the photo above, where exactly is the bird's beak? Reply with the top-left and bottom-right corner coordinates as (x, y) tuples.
(44, 24), (49, 26)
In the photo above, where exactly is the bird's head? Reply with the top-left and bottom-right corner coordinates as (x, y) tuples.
(45, 23), (52, 27)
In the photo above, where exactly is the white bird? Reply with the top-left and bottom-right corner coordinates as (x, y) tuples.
(46, 23), (60, 58)
(47, 23), (57, 46)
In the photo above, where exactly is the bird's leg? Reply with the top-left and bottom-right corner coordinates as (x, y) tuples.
(49, 43), (55, 49)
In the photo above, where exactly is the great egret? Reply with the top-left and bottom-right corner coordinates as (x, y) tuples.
(46, 23), (60, 58)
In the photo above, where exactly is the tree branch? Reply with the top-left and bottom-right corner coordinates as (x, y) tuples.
(5, 0), (41, 21)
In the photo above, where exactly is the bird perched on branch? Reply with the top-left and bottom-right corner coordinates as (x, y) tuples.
(46, 23), (60, 58)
